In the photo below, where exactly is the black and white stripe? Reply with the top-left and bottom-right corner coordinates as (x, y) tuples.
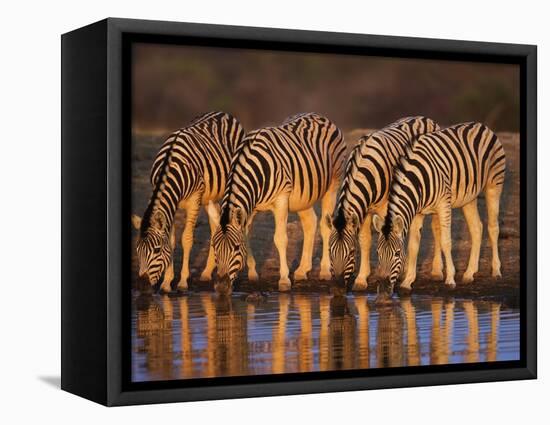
(132, 111), (245, 291)
(373, 122), (506, 293)
(208, 112), (347, 293)
(326, 116), (440, 290)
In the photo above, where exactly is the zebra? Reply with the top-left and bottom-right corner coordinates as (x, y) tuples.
(373, 122), (506, 297)
(131, 111), (245, 292)
(207, 112), (347, 293)
(325, 116), (441, 291)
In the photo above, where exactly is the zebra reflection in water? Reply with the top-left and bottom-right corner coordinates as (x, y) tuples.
(132, 294), (507, 381)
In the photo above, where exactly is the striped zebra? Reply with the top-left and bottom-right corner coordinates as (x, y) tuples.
(207, 112), (347, 293)
(131, 112), (245, 292)
(373, 122), (506, 296)
(326, 116), (440, 291)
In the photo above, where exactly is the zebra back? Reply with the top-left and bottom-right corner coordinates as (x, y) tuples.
(334, 116), (439, 229)
(386, 121), (506, 233)
(220, 112), (347, 224)
(141, 111), (245, 235)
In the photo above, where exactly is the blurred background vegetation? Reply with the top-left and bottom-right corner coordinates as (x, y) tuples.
(132, 43), (519, 134)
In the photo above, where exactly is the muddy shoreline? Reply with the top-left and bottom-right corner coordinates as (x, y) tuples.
(134, 274), (520, 311)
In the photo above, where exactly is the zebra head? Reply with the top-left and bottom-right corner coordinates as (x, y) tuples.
(131, 212), (174, 287)
(326, 210), (360, 290)
(208, 201), (248, 295)
(373, 213), (406, 301)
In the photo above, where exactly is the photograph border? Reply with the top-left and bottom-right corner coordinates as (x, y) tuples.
(62, 17), (537, 406)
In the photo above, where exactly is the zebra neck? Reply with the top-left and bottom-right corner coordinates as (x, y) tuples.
(221, 173), (258, 224)
(335, 200), (367, 227)
(389, 209), (412, 235)
(220, 196), (252, 230)
(387, 191), (420, 235)
(336, 147), (385, 223)
(142, 185), (178, 234)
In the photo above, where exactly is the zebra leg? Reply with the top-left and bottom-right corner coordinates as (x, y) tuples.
(295, 208), (317, 280)
(401, 214), (425, 290)
(159, 227), (176, 292)
(200, 202), (219, 281)
(462, 199), (483, 283)
(430, 214), (444, 280)
(437, 204), (456, 288)
(160, 261), (175, 292)
(246, 211), (259, 281)
(319, 179), (338, 280)
(273, 195), (291, 291)
(177, 195), (201, 290)
(353, 214), (372, 291)
(486, 184), (503, 278)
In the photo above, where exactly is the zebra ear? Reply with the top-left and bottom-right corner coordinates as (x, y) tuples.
(372, 214), (384, 233)
(207, 201), (220, 227)
(325, 214), (333, 230)
(349, 213), (359, 230)
(151, 211), (166, 230)
(232, 207), (245, 228)
(393, 216), (404, 235)
(131, 214), (142, 230)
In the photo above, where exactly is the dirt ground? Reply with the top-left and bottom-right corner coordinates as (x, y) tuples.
(131, 131), (520, 301)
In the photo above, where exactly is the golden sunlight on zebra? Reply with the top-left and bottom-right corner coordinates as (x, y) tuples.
(326, 116), (441, 292)
(208, 112), (347, 293)
(132, 113), (506, 299)
(373, 122), (505, 299)
(131, 112), (245, 292)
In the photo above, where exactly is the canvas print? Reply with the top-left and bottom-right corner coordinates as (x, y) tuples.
(130, 43), (520, 382)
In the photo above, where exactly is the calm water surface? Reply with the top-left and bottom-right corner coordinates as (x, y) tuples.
(131, 292), (519, 382)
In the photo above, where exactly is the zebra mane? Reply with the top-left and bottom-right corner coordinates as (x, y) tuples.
(218, 130), (261, 232)
(140, 197), (167, 238)
(332, 206), (347, 233)
(382, 211), (393, 238)
(140, 129), (182, 237)
(282, 112), (321, 125)
(187, 111), (222, 127)
(384, 151), (421, 237)
(383, 159), (409, 238)
(140, 202), (155, 237)
(335, 135), (369, 210)
(382, 181), (404, 238)
(219, 206), (230, 231)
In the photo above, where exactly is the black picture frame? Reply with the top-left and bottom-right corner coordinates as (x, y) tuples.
(61, 17), (537, 406)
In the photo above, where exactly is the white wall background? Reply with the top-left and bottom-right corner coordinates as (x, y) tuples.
(0, 0), (546, 422)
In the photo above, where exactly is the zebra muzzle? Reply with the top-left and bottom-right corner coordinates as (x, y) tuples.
(214, 275), (233, 296)
(330, 276), (348, 297)
(375, 278), (394, 305)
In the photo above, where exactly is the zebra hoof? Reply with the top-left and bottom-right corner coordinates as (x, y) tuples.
(176, 280), (189, 292)
(399, 285), (412, 293)
(278, 279), (291, 292)
(399, 283), (413, 292)
(444, 280), (456, 289)
(462, 273), (475, 284)
(293, 271), (308, 281)
(159, 282), (173, 294)
(318, 271), (332, 281)
(401, 277), (415, 289)
(431, 271), (444, 280)
(352, 280), (368, 291)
